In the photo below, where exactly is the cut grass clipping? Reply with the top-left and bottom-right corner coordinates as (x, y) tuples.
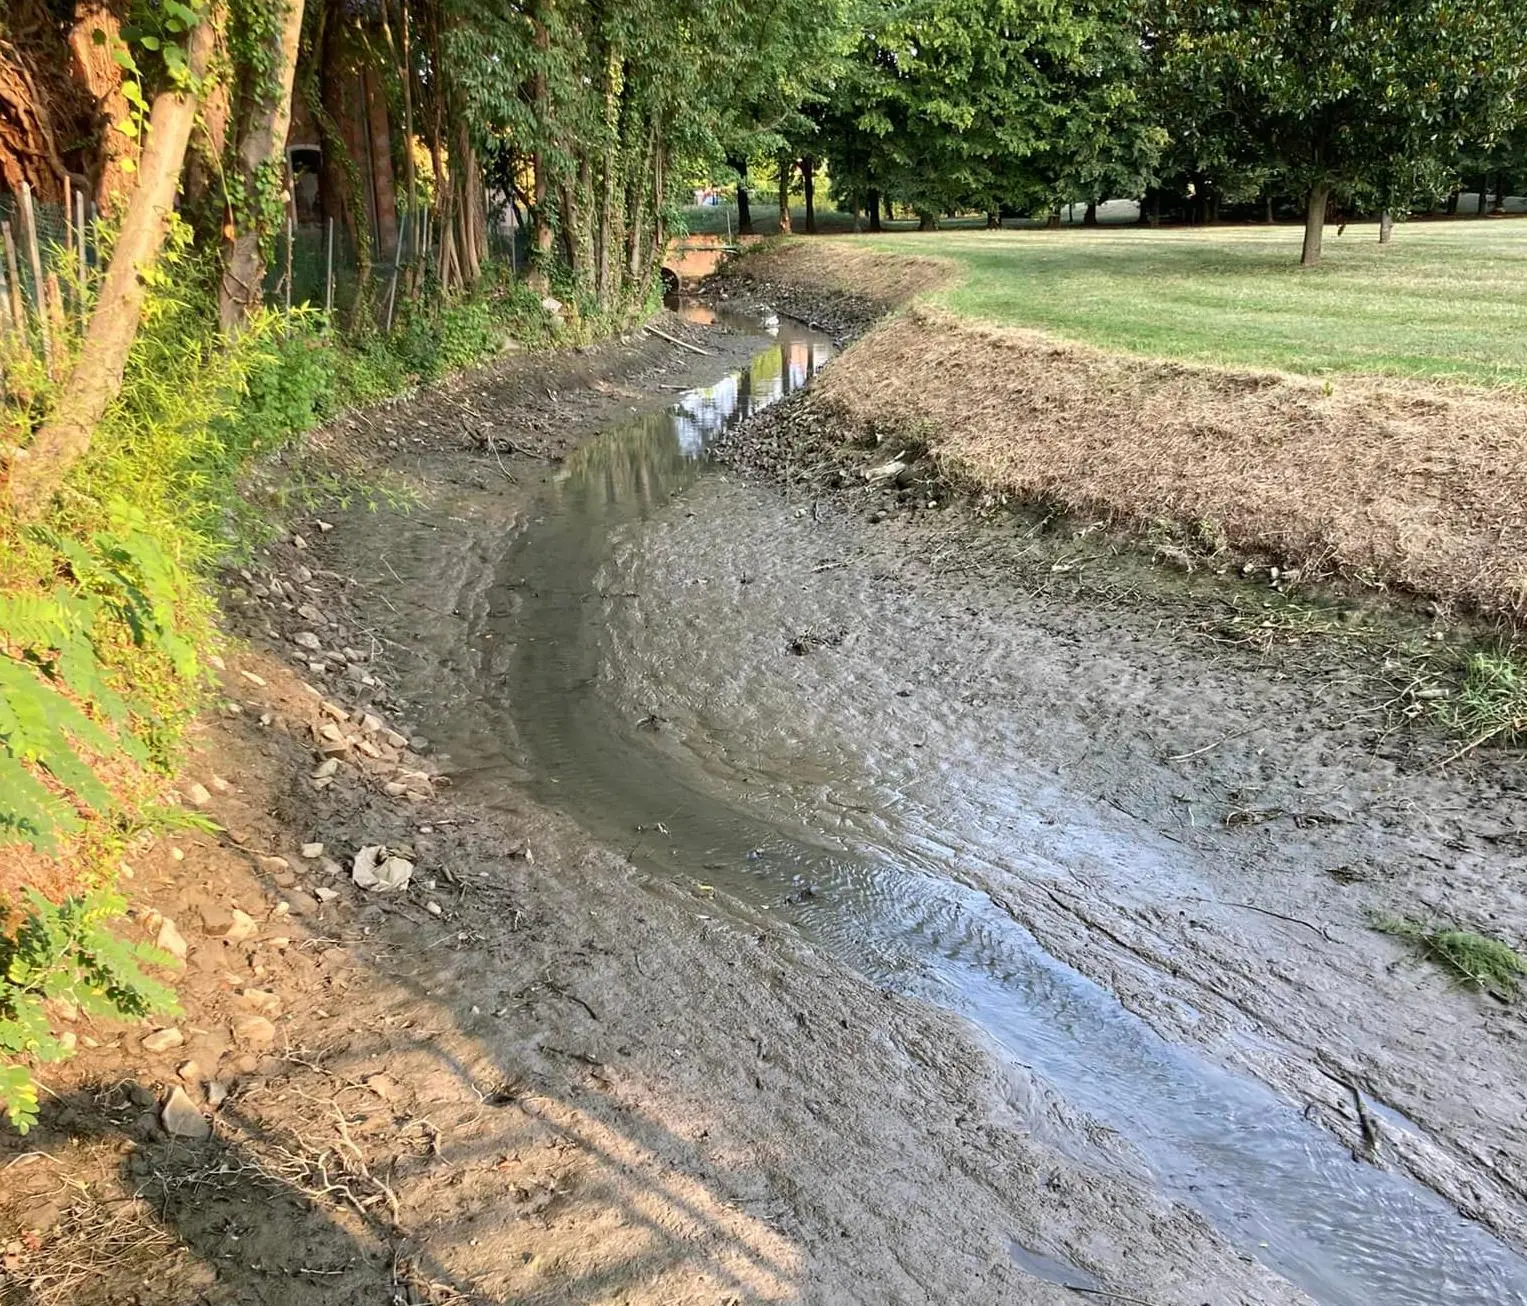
(1377, 916), (1526, 999)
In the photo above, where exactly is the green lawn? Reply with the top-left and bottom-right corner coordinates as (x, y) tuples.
(860, 221), (1527, 387)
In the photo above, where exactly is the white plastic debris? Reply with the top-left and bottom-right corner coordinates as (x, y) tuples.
(352, 845), (415, 892)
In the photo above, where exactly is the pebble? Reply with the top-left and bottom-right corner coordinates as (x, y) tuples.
(141, 1027), (185, 1054)
(292, 534), (308, 549)
(239, 669), (267, 687)
(297, 603), (325, 623)
(161, 1086), (211, 1139)
(184, 782), (213, 808)
(207, 1081), (228, 1108)
(300, 842), (324, 859)
(314, 886), (339, 903)
(156, 919), (188, 962)
(196, 901), (233, 936)
(225, 909), (258, 943)
(320, 700), (348, 721)
(239, 988), (282, 1017)
(312, 758), (339, 779)
(293, 631), (322, 651)
(233, 1015), (277, 1050)
(209, 775), (233, 793)
(319, 722), (345, 743)
(178, 1059), (202, 1083)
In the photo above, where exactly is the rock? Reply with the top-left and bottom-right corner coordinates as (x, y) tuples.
(292, 565), (313, 584)
(15, 1202), (61, 1234)
(352, 846), (414, 892)
(296, 603), (325, 624)
(409, 736), (430, 753)
(225, 909), (258, 943)
(209, 775), (233, 794)
(864, 458), (906, 482)
(184, 782), (212, 808)
(300, 842), (324, 859)
(178, 1059), (203, 1083)
(155, 919), (188, 962)
(141, 1027), (184, 1054)
(320, 858), (343, 877)
(541, 295), (564, 314)
(292, 534), (309, 550)
(384, 781), (408, 797)
(319, 722), (344, 743)
(196, 901), (233, 936)
(312, 758), (339, 779)
(233, 1015), (277, 1050)
(364, 1073), (401, 1101)
(161, 1086), (211, 1140)
(384, 729), (408, 749)
(257, 855), (290, 873)
(206, 1081), (228, 1108)
(293, 631), (322, 651)
(357, 712), (384, 735)
(315, 519), (334, 534)
(314, 886), (339, 903)
(320, 700), (348, 722)
(286, 890), (319, 916)
(426, 901), (443, 917)
(239, 988), (282, 1017)
(239, 669), (267, 687)
(354, 737), (382, 759)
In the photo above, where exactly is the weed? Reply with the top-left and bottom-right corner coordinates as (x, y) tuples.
(1376, 915), (1526, 998)
(1440, 650), (1527, 751)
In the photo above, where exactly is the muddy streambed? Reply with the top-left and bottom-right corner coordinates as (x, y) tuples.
(385, 313), (1527, 1305)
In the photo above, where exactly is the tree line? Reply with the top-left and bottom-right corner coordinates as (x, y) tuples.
(2, 0), (1526, 512)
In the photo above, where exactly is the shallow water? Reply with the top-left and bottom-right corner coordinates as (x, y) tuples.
(437, 312), (1527, 1305)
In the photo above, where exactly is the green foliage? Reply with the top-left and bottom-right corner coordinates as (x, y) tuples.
(0, 507), (200, 852)
(0, 888), (180, 1131)
(1377, 915), (1526, 998)
(1440, 650), (1527, 751)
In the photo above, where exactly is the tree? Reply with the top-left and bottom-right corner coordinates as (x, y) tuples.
(1153, 0), (1527, 265)
(9, 9), (217, 518)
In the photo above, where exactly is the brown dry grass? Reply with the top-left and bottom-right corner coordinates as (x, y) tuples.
(730, 239), (955, 307)
(810, 300), (1527, 620)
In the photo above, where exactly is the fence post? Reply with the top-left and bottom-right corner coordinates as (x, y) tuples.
(384, 211), (408, 332)
(0, 244), (11, 337)
(2, 223), (24, 329)
(19, 183), (52, 366)
(63, 177), (74, 269)
(75, 188), (87, 325)
(324, 216), (334, 318)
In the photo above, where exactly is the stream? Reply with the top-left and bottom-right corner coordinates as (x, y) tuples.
(429, 311), (1527, 1305)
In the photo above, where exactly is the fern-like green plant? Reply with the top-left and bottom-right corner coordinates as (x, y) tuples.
(0, 501), (198, 852)
(0, 888), (180, 1131)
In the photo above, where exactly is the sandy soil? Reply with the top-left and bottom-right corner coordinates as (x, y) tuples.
(0, 313), (1308, 1306)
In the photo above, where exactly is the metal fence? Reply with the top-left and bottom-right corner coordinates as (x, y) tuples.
(0, 187), (96, 373)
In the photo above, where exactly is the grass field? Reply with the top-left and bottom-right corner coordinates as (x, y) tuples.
(855, 221), (1527, 387)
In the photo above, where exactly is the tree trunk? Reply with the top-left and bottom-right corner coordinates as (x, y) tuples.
(9, 15), (215, 519)
(1445, 190), (1459, 215)
(1265, 194), (1275, 224)
(801, 156), (816, 234)
(867, 188), (882, 232)
(1082, 201), (1098, 227)
(1478, 176), (1489, 215)
(1379, 209), (1394, 244)
(528, 0), (553, 291)
(67, 3), (134, 216)
(1301, 183), (1329, 267)
(1046, 208), (1061, 229)
(728, 154), (752, 235)
(218, 0), (306, 330)
(916, 210), (935, 231)
(776, 154), (792, 234)
(985, 211), (999, 229)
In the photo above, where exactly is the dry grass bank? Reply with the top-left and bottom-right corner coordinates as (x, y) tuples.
(739, 241), (1527, 619)
(726, 239), (954, 310)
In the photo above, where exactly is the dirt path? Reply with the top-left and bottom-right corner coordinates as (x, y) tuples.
(0, 314), (1309, 1306)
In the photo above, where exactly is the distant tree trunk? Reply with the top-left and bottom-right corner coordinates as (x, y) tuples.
(9, 15), (214, 518)
(1379, 209), (1394, 244)
(1445, 189), (1459, 215)
(776, 154), (792, 234)
(867, 188), (882, 232)
(1301, 182), (1329, 266)
(729, 154), (752, 234)
(883, 195), (894, 223)
(916, 210), (936, 231)
(219, 0), (306, 330)
(528, 1), (553, 291)
(985, 211), (999, 229)
(1082, 201), (1098, 227)
(1478, 176), (1489, 214)
(1265, 193), (1275, 224)
(851, 199), (863, 232)
(1494, 174), (1509, 212)
(801, 156), (816, 233)
(1046, 208), (1061, 229)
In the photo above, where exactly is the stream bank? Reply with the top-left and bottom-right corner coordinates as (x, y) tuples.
(0, 311), (1313, 1306)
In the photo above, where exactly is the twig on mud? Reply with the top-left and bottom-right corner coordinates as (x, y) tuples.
(1184, 894), (1334, 941)
(1062, 1287), (1165, 1306)
(1164, 723), (1263, 762)
(644, 322), (714, 356)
